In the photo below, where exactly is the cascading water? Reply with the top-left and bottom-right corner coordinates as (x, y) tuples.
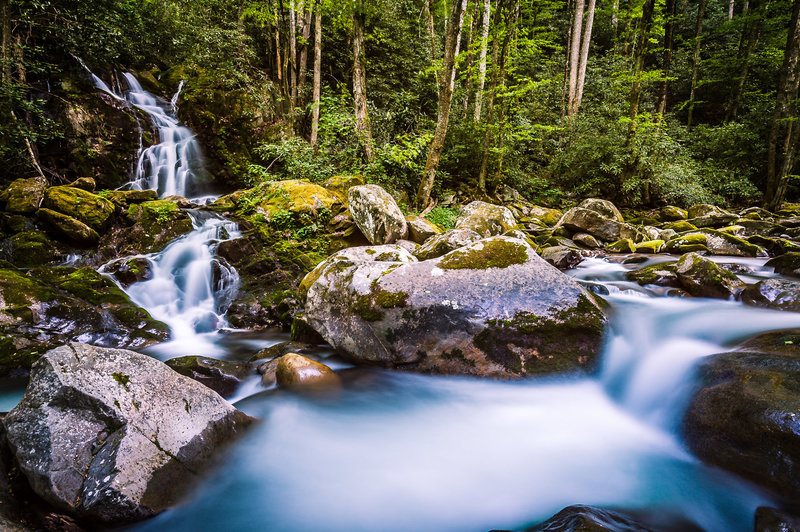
(81, 64), (243, 355)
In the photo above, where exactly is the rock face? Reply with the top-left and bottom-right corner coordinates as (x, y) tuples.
(454, 201), (518, 237)
(520, 505), (652, 532)
(4, 343), (254, 523)
(682, 340), (800, 502)
(303, 236), (606, 377)
(674, 252), (746, 299)
(348, 185), (408, 245)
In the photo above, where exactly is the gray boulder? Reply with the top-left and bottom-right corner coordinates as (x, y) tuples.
(4, 343), (254, 523)
(557, 207), (640, 242)
(413, 228), (483, 260)
(454, 201), (518, 237)
(675, 252), (746, 299)
(303, 236), (606, 378)
(578, 198), (624, 222)
(348, 185), (408, 245)
(405, 215), (442, 244)
(740, 279), (800, 312)
(540, 245), (584, 270)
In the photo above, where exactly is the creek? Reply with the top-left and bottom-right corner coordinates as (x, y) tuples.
(14, 72), (800, 530)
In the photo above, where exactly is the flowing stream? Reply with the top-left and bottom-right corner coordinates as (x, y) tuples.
(54, 66), (800, 530)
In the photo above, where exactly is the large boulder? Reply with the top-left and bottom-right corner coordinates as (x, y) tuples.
(686, 204), (738, 228)
(0, 265), (169, 377)
(413, 228), (482, 260)
(578, 198), (624, 222)
(35, 208), (100, 246)
(674, 252), (746, 299)
(348, 185), (408, 245)
(680, 229), (765, 257)
(0, 177), (47, 215)
(405, 215), (442, 244)
(539, 245), (584, 270)
(40, 186), (114, 232)
(4, 343), (254, 523)
(3, 230), (63, 266)
(682, 336), (800, 502)
(767, 253), (800, 277)
(740, 279), (800, 312)
(303, 236), (607, 378)
(557, 208), (639, 243)
(454, 201), (518, 237)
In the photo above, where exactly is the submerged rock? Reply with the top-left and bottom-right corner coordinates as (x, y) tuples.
(519, 505), (652, 531)
(4, 343), (254, 524)
(165, 356), (257, 398)
(454, 201), (518, 237)
(674, 252), (746, 299)
(682, 341), (800, 502)
(348, 185), (407, 245)
(303, 236), (606, 378)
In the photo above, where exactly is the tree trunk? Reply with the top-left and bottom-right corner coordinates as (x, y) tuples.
(289, 0), (298, 110)
(561, 0), (575, 120)
(1, 0), (10, 82)
(729, 0), (735, 18)
(627, 0), (656, 141)
(765, 0), (800, 209)
(687, 0), (705, 129)
(658, 0), (676, 116)
(462, 0), (482, 114)
(573, 0), (596, 114)
(298, 1), (313, 94)
(566, 0), (585, 117)
(310, 3), (323, 149)
(473, 0), (491, 122)
(612, 0), (619, 39)
(274, 8), (287, 116)
(427, 0), (440, 92)
(726, 0), (767, 120)
(477, 1), (505, 192)
(416, 0), (468, 209)
(352, 3), (374, 161)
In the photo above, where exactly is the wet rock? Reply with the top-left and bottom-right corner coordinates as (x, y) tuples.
(165, 356), (257, 398)
(454, 200), (518, 237)
(275, 353), (340, 388)
(290, 314), (326, 344)
(5, 230), (62, 266)
(749, 235), (800, 256)
(578, 198), (624, 222)
(606, 239), (636, 253)
(413, 228), (483, 260)
(626, 262), (680, 287)
(663, 233), (709, 254)
(4, 343), (255, 523)
(35, 208), (100, 246)
(250, 341), (317, 362)
(679, 229), (765, 257)
(740, 279), (800, 312)
(662, 220), (697, 233)
(103, 189), (159, 208)
(41, 186), (114, 233)
(674, 252), (746, 299)
(682, 344), (800, 502)
(0, 265), (169, 377)
(767, 253), (800, 277)
(405, 215), (442, 244)
(660, 205), (688, 221)
(303, 236), (606, 378)
(519, 505), (652, 532)
(634, 240), (665, 254)
(66, 177), (96, 192)
(348, 185), (408, 245)
(540, 245), (584, 270)
(736, 219), (786, 237)
(686, 204), (738, 228)
(98, 200), (194, 258)
(0, 177), (47, 215)
(103, 257), (153, 287)
(754, 506), (800, 532)
(572, 232), (601, 249)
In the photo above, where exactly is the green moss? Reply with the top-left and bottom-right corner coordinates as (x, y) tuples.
(439, 239), (529, 270)
(112, 372), (130, 391)
(10, 231), (59, 267)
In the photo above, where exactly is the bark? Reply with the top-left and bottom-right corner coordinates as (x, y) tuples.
(687, 0), (705, 129)
(573, 0), (596, 114)
(274, 8), (286, 115)
(462, 0), (482, 114)
(566, 0), (585, 117)
(311, 3), (322, 149)
(298, 1), (313, 93)
(473, 0), (491, 122)
(658, 0), (676, 116)
(765, 0), (800, 209)
(352, 3), (374, 161)
(1, 0), (10, 82)
(416, 0), (468, 209)
(561, 0), (575, 119)
(612, 0), (619, 38)
(289, 0), (298, 109)
(627, 0), (656, 140)
(729, 0), (735, 18)
(427, 0), (440, 91)
(726, 0), (767, 120)
(477, 1), (506, 192)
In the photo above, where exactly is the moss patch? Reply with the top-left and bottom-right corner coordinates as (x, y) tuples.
(439, 239), (529, 270)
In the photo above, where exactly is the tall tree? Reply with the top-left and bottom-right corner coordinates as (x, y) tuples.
(474, 0), (491, 121)
(310, 1), (323, 149)
(764, 0), (800, 209)
(686, 0), (706, 128)
(572, 0), (596, 115)
(352, 0), (374, 161)
(566, 0), (585, 117)
(416, 0), (468, 208)
(658, 0), (676, 116)
(726, 0), (769, 120)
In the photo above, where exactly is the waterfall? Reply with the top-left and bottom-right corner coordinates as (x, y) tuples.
(81, 63), (242, 356)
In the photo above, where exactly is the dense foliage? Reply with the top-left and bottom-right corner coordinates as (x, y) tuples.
(3, 0), (800, 208)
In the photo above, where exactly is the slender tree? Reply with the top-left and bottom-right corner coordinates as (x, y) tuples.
(686, 0), (705, 129)
(658, 0), (676, 116)
(310, 1), (323, 149)
(416, 0), (468, 208)
(474, 0), (491, 121)
(352, 0), (374, 160)
(566, 0), (585, 116)
(573, 0), (596, 115)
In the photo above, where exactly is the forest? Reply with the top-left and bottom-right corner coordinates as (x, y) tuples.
(3, 0), (800, 211)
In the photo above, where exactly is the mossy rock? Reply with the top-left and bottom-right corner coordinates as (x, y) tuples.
(578, 198), (623, 222)
(455, 201), (518, 237)
(322, 175), (366, 201)
(98, 200), (194, 257)
(767, 253), (800, 277)
(103, 189), (159, 208)
(7, 231), (61, 267)
(405, 215), (443, 244)
(748, 235), (800, 256)
(439, 238), (530, 270)
(66, 177), (96, 192)
(28, 266), (132, 306)
(528, 206), (563, 226)
(685, 229), (766, 257)
(634, 239), (665, 254)
(660, 205), (688, 221)
(664, 233), (708, 254)
(41, 186), (114, 232)
(165, 356), (256, 398)
(662, 221), (697, 232)
(675, 252), (746, 299)
(35, 208), (100, 246)
(606, 239), (636, 253)
(572, 232), (601, 249)
(626, 262), (679, 287)
(0, 177), (47, 215)
(263, 179), (342, 216)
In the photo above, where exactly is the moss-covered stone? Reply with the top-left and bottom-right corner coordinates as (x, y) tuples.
(405, 215), (443, 244)
(675, 252), (746, 298)
(263, 180), (341, 217)
(103, 189), (159, 208)
(626, 262), (679, 287)
(528, 206), (563, 226)
(767, 252), (800, 277)
(322, 175), (366, 201)
(41, 186), (114, 232)
(0, 177), (47, 215)
(35, 208), (100, 246)
(634, 239), (665, 254)
(683, 228), (766, 257)
(7, 231), (61, 267)
(660, 205), (688, 221)
(439, 238), (529, 270)
(455, 201), (518, 237)
(96, 199), (194, 257)
(662, 220), (697, 232)
(606, 238), (636, 253)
